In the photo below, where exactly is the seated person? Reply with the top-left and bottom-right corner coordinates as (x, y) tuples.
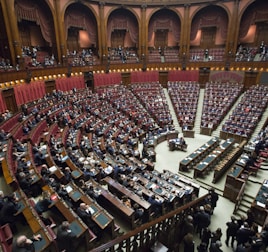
(17, 158), (30, 172)
(148, 194), (162, 216)
(122, 196), (132, 208)
(85, 185), (100, 200)
(133, 203), (146, 223)
(34, 191), (53, 215)
(22, 123), (30, 135)
(76, 203), (102, 238)
(63, 167), (72, 184)
(34, 150), (47, 166)
(179, 137), (186, 146)
(0, 129), (9, 142)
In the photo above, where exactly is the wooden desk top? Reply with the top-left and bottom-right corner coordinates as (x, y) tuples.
(101, 190), (134, 217)
(34, 229), (51, 252)
(103, 177), (151, 210)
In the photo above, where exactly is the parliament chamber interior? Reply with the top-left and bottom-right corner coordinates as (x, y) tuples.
(0, 0), (268, 251)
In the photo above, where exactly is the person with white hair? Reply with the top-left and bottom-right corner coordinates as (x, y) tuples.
(12, 233), (41, 252)
(0, 190), (4, 210)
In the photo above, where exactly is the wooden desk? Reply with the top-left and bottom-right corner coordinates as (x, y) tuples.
(79, 189), (115, 237)
(14, 199), (27, 216)
(103, 177), (151, 211)
(91, 179), (135, 228)
(251, 180), (268, 226)
(70, 219), (86, 238)
(179, 137), (219, 171)
(183, 130), (195, 138)
(65, 183), (82, 202)
(200, 127), (212, 136)
(136, 173), (176, 205)
(92, 211), (114, 230)
(193, 154), (218, 178)
(193, 138), (234, 178)
(47, 165), (64, 180)
(33, 229), (52, 252)
(223, 166), (245, 202)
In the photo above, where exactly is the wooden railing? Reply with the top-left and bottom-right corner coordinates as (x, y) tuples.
(1, 60), (268, 84)
(233, 179), (247, 214)
(90, 194), (208, 252)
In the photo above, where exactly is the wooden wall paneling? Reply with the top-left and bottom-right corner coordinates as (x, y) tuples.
(45, 80), (56, 94)
(244, 71), (259, 90)
(2, 87), (18, 113)
(159, 71), (168, 87)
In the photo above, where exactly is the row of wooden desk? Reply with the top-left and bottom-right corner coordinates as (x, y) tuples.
(61, 181), (116, 238)
(11, 189), (55, 252)
(89, 179), (136, 229)
(193, 138), (235, 178)
(179, 137), (219, 171)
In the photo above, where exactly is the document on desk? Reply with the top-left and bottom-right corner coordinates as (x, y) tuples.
(65, 185), (73, 193)
(88, 206), (96, 215)
(256, 201), (266, 208)
(49, 166), (57, 172)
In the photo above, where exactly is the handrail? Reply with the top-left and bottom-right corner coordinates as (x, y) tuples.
(90, 193), (208, 252)
(233, 179), (247, 214)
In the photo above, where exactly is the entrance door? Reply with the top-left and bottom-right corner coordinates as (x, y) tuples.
(111, 29), (126, 48)
(155, 29), (168, 48)
(201, 27), (216, 49)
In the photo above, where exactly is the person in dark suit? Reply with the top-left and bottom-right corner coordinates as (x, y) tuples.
(236, 222), (254, 247)
(56, 221), (77, 252)
(0, 190), (6, 211)
(182, 215), (194, 237)
(76, 203), (102, 239)
(0, 129), (8, 142)
(183, 233), (195, 252)
(12, 234), (42, 252)
(0, 194), (20, 232)
(16, 172), (32, 193)
(208, 187), (219, 213)
(195, 206), (211, 238)
(34, 191), (53, 215)
(33, 150), (47, 166)
(225, 216), (239, 248)
(209, 240), (223, 252)
(148, 194), (162, 217)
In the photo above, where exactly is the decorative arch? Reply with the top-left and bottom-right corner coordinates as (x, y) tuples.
(190, 5), (229, 46)
(148, 9), (181, 45)
(107, 8), (139, 47)
(238, 0), (268, 44)
(64, 3), (98, 46)
(15, 0), (55, 46)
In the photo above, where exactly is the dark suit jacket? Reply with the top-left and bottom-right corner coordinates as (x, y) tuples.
(56, 225), (76, 252)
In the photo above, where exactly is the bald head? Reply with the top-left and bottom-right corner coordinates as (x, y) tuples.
(80, 202), (87, 210)
(16, 235), (32, 247)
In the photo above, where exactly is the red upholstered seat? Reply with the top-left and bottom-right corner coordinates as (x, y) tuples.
(0, 223), (13, 252)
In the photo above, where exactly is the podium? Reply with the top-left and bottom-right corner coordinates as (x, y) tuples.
(183, 130), (195, 138)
